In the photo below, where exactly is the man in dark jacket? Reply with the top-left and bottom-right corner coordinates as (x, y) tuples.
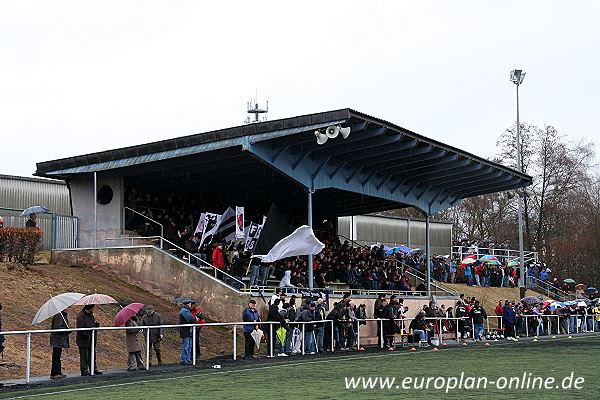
(141, 305), (164, 365)
(314, 298), (326, 354)
(383, 295), (400, 350)
(374, 297), (387, 348)
(242, 299), (261, 357)
(76, 305), (101, 376)
(50, 311), (70, 379)
(179, 300), (196, 365)
(297, 303), (316, 354)
(455, 301), (468, 340)
(469, 301), (488, 341)
(502, 300), (516, 339)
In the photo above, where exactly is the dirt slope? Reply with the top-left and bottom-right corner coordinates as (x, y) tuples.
(0, 262), (237, 380)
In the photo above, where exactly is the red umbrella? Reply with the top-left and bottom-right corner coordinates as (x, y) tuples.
(114, 303), (145, 327)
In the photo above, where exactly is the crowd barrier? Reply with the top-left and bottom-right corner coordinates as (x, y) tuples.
(1, 314), (598, 384)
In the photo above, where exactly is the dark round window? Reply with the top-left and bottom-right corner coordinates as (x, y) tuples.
(97, 185), (114, 205)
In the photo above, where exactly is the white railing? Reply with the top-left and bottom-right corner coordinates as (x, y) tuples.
(452, 245), (539, 264)
(122, 207), (163, 246)
(485, 314), (600, 337)
(526, 276), (576, 301)
(2, 314), (598, 384)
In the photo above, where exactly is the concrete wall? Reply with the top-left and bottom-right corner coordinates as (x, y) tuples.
(70, 175), (124, 247)
(52, 246), (252, 323)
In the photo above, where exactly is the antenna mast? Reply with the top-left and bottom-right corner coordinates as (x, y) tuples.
(245, 93), (268, 124)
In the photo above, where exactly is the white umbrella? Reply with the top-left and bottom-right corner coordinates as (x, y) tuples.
(251, 328), (264, 349)
(75, 293), (118, 305)
(21, 206), (50, 216)
(32, 292), (86, 325)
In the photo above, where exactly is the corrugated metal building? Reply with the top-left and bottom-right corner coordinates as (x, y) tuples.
(0, 174), (75, 249)
(338, 214), (452, 256)
(0, 174), (71, 214)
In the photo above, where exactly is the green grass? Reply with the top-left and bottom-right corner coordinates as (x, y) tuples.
(2, 335), (599, 400)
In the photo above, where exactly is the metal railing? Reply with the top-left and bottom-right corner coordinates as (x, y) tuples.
(102, 236), (246, 289)
(485, 314), (600, 337)
(526, 276), (576, 301)
(403, 266), (459, 297)
(3, 314), (598, 384)
(452, 245), (539, 264)
(123, 207), (164, 245)
(238, 285), (448, 297)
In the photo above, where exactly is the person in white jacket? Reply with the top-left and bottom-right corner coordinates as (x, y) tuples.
(279, 270), (295, 288)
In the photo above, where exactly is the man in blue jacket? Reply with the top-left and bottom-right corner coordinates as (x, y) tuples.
(502, 300), (516, 340)
(179, 300), (197, 365)
(242, 299), (261, 357)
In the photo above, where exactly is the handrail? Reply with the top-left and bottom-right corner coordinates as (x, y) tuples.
(123, 206), (164, 246)
(452, 245), (539, 263)
(526, 275), (576, 301)
(403, 266), (459, 297)
(103, 236), (246, 288)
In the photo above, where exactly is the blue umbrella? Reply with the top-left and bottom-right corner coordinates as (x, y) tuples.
(385, 245), (412, 255)
(21, 206), (50, 216)
(585, 287), (598, 294)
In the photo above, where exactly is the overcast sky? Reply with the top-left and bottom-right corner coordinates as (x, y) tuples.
(1, 0), (599, 177)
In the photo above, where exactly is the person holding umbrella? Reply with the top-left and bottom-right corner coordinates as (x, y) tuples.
(140, 305), (164, 366)
(76, 305), (102, 376)
(125, 315), (144, 371)
(242, 299), (261, 358)
(50, 310), (70, 379)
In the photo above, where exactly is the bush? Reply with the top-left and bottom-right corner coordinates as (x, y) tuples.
(0, 227), (44, 265)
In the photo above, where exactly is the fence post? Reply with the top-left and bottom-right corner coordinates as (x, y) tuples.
(233, 324), (237, 361)
(500, 316), (503, 334)
(356, 321), (361, 350)
(192, 325), (197, 366)
(525, 316), (529, 337)
(146, 327), (150, 370)
(91, 329), (95, 376)
(270, 323), (274, 358)
(26, 333), (31, 383)
(330, 322), (334, 353)
(471, 319), (475, 341)
(51, 213), (57, 250)
(379, 319), (384, 349)
(302, 324), (305, 355)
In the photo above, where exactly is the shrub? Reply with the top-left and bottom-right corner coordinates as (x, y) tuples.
(0, 227), (44, 265)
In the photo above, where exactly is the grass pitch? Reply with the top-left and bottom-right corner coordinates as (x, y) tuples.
(2, 335), (599, 400)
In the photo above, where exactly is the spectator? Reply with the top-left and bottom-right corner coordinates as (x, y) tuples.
(469, 301), (487, 341)
(297, 302), (316, 354)
(314, 298), (326, 354)
(191, 301), (205, 361)
(179, 300), (196, 365)
(76, 305), (102, 376)
(503, 300), (516, 339)
(25, 212), (37, 228)
(242, 299), (261, 358)
(279, 270), (295, 289)
(49, 311), (70, 379)
(212, 243), (226, 280)
(455, 301), (468, 339)
(409, 311), (429, 346)
(125, 316), (145, 371)
(141, 305), (164, 366)
(249, 257), (261, 287)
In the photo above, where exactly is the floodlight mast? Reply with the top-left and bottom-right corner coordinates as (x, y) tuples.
(510, 69), (526, 298)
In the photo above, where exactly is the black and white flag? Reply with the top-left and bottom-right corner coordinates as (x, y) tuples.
(194, 213), (206, 235)
(217, 207), (236, 242)
(244, 222), (263, 252)
(200, 212), (221, 247)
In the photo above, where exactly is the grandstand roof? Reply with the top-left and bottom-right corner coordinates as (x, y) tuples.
(35, 108), (531, 215)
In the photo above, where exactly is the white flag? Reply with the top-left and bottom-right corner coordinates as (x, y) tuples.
(200, 213), (221, 247)
(236, 207), (245, 239)
(255, 225), (324, 263)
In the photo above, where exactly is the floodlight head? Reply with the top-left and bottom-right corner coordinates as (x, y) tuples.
(510, 69), (525, 85)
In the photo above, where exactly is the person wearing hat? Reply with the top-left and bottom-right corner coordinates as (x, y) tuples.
(76, 305), (102, 376)
(190, 301), (205, 362)
(242, 299), (261, 357)
(141, 305), (164, 365)
(179, 300), (197, 365)
(212, 243), (226, 281)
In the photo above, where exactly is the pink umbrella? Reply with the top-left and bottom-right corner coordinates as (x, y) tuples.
(75, 293), (118, 305)
(114, 303), (145, 327)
